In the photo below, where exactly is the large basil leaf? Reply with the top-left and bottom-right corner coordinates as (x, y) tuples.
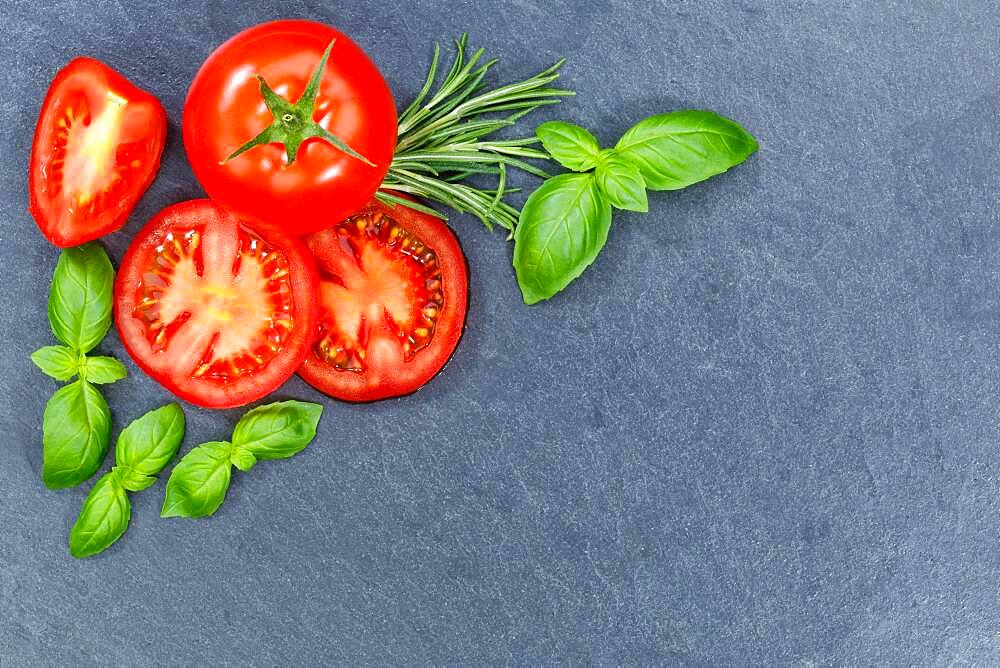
(48, 243), (115, 353)
(115, 403), (185, 477)
(231, 401), (323, 460)
(161, 442), (233, 519)
(69, 472), (130, 558)
(513, 173), (612, 304)
(42, 380), (111, 489)
(615, 110), (758, 191)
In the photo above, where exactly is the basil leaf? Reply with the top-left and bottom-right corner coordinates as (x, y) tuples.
(115, 403), (185, 476)
(231, 400), (323, 460)
(513, 173), (612, 304)
(536, 121), (601, 172)
(79, 356), (127, 385)
(161, 442), (233, 518)
(48, 243), (114, 353)
(69, 472), (130, 558)
(114, 466), (157, 493)
(615, 110), (758, 191)
(595, 152), (648, 212)
(42, 380), (111, 489)
(229, 446), (258, 472)
(31, 345), (80, 381)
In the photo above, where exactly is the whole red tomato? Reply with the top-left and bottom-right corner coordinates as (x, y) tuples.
(183, 20), (397, 236)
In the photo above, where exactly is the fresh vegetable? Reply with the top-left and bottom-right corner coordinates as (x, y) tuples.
(514, 114), (758, 303)
(113, 200), (319, 409)
(29, 57), (166, 248)
(161, 400), (322, 518)
(31, 243), (126, 489)
(298, 197), (468, 401)
(69, 403), (185, 558)
(379, 35), (571, 232)
(183, 20), (397, 236)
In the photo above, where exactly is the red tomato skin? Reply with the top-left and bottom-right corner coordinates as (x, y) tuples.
(115, 200), (319, 409)
(298, 197), (469, 402)
(29, 57), (167, 248)
(183, 20), (397, 236)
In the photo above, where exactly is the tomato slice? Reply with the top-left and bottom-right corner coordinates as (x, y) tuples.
(298, 197), (468, 402)
(115, 200), (318, 408)
(30, 57), (166, 248)
(183, 20), (397, 236)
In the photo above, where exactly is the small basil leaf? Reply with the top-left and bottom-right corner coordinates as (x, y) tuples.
(231, 400), (323, 460)
(79, 356), (127, 385)
(31, 345), (80, 381)
(42, 380), (111, 489)
(513, 173), (613, 304)
(230, 447), (258, 472)
(595, 152), (648, 212)
(536, 121), (601, 172)
(115, 403), (185, 476)
(48, 243), (115, 353)
(614, 110), (758, 191)
(69, 472), (130, 558)
(114, 465), (157, 493)
(161, 442), (233, 519)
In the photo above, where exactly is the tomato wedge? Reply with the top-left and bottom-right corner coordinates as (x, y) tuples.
(183, 20), (397, 236)
(30, 57), (166, 248)
(115, 200), (318, 408)
(298, 197), (468, 402)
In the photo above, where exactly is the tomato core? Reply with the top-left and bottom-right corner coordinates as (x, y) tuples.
(116, 200), (317, 408)
(131, 225), (297, 381)
(313, 209), (444, 372)
(298, 197), (468, 402)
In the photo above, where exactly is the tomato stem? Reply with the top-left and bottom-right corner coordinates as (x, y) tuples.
(225, 39), (375, 168)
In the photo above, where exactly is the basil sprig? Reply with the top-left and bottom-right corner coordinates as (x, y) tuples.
(31, 243), (127, 488)
(69, 404), (185, 558)
(161, 401), (323, 519)
(514, 111), (758, 303)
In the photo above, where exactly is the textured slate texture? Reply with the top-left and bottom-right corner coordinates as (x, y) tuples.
(2, 0), (1000, 664)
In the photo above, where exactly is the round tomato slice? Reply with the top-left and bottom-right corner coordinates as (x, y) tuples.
(183, 20), (397, 236)
(298, 198), (468, 402)
(115, 200), (318, 409)
(30, 57), (166, 248)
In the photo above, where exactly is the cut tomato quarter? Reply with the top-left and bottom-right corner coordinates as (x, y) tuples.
(115, 200), (318, 408)
(30, 57), (166, 247)
(298, 197), (468, 402)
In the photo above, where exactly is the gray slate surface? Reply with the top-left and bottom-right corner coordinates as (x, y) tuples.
(2, 0), (1000, 664)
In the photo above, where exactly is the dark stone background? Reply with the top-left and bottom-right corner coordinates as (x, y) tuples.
(3, 0), (1000, 664)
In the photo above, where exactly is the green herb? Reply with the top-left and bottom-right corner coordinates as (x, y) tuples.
(512, 173), (611, 305)
(69, 403), (185, 558)
(161, 400), (323, 519)
(614, 111), (758, 191)
(516, 111), (758, 303)
(42, 380), (111, 489)
(32, 243), (127, 488)
(379, 35), (573, 232)
(47, 243), (114, 352)
(30, 345), (79, 382)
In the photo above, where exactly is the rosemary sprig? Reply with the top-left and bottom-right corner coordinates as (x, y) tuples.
(378, 35), (573, 233)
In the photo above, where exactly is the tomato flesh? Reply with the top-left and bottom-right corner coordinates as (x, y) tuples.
(299, 198), (468, 402)
(116, 200), (318, 408)
(30, 57), (166, 247)
(183, 20), (397, 236)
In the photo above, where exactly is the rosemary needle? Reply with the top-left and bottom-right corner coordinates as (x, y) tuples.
(377, 35), (573, 233)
